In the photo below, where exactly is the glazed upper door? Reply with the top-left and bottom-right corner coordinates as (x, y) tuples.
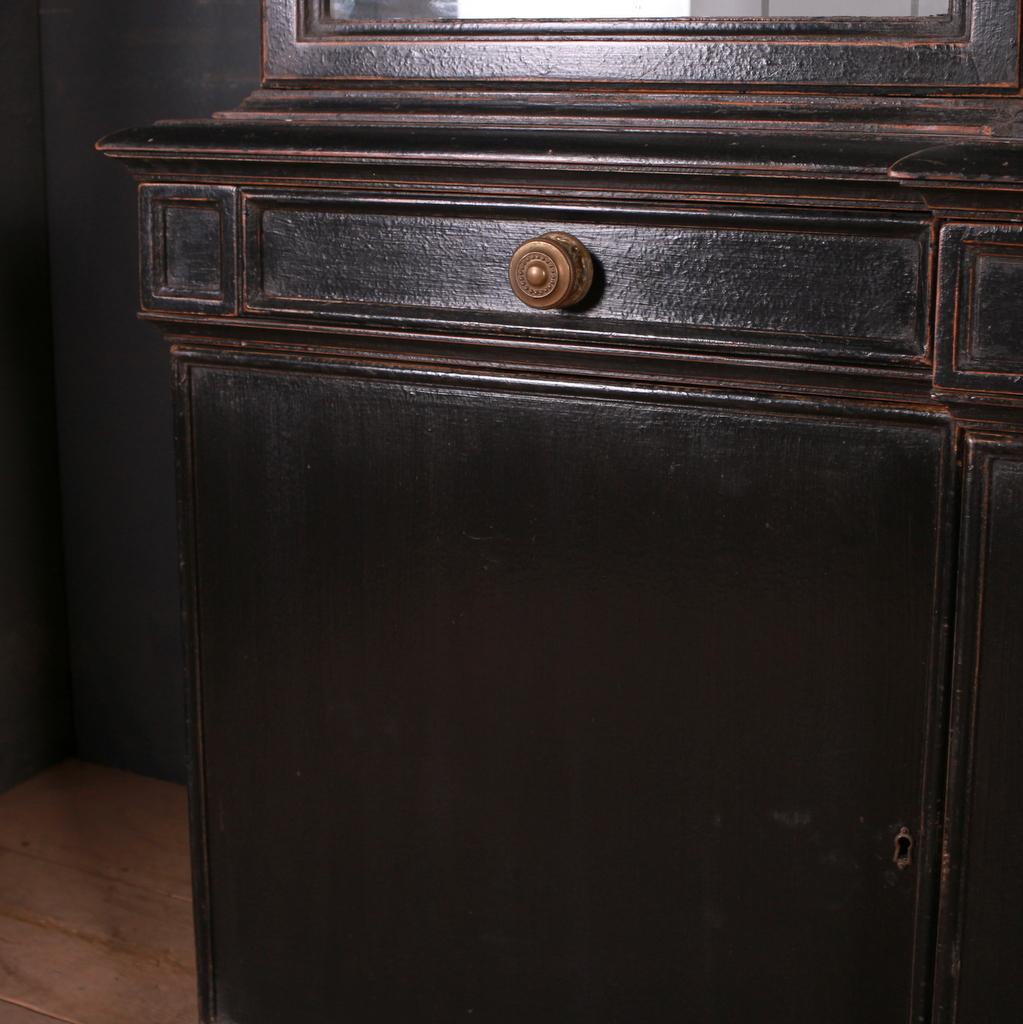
(327, 1), (950, 16)
(265, 0), (1019, 91)
(180, 352), (952, 1024)
(934, 435), (1023, 1023)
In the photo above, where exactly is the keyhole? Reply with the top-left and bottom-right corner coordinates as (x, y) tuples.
(893, 827), (913, 870)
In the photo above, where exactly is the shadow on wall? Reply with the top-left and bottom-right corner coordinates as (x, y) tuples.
(38, 0), (259, 784)
(0, 0), (72, 793)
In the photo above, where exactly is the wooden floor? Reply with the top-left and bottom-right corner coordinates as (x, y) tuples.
(0, 760), (197, 1024)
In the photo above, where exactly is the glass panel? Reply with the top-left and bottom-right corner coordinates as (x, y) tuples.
(327, 0), (950, 18)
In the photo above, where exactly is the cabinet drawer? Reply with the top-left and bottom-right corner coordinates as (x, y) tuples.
(241, 192), (930, 368)
(936, 223), (1023, 396)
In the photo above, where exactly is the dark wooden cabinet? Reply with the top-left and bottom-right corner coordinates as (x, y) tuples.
(102, 2), (1023, 1021)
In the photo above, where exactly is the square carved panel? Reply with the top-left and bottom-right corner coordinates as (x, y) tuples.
(141, 185), (237, 315)
(936, 223), (1023, 397)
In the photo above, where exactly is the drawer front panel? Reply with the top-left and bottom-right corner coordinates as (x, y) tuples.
(244, 194), (930, 367)
(936, 223), (1023, 396)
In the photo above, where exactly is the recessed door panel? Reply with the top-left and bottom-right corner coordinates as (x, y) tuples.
(182, 359), (948, 1024)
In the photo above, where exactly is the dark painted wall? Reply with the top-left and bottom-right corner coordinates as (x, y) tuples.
(0, 2), (72, 791)
(39, 0), (259, 782)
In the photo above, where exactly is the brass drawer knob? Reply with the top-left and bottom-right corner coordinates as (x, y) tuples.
(509, 232), (594, 310)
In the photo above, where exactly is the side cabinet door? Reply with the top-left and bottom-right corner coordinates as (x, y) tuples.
(935, 434), (1023, 1023)
(178, 355), (951, 1024)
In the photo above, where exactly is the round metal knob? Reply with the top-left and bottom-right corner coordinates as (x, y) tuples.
(509, 232), (594, 310)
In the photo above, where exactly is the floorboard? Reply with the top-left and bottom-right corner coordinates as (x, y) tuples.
(0, 1000), (70, 1024)
(0, 762), (197, 1024)
(0, 761), (192, 902)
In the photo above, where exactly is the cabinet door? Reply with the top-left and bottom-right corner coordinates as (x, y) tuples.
(267, 0), (1018, 92)
(178, 354), (950, 1024)
(935, 434), (1023, 1023)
